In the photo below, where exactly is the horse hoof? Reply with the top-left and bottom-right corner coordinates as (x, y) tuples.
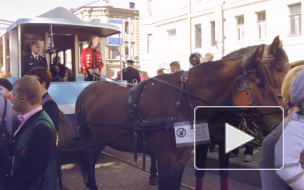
(149, 177), (159, 186)
(86, 183), (98, 190)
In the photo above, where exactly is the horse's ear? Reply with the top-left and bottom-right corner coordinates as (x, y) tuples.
(245, 45), (264, 69)
(270, 36), (281, 54)
(250, 44), (264, 61)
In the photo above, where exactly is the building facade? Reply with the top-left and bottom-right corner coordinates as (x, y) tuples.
(73, 1), (140, 78)
(139, 0), (304, 76)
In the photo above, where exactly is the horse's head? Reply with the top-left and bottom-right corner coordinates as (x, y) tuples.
(264, 36), (290, 91)
(232, 42), (285, 107)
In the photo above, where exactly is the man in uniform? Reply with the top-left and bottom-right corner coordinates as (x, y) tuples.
(21, 41), (47, 76)
(80, 36), (104, 81)
(119, 60), (141, 84)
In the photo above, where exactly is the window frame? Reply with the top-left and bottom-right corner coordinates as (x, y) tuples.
(256, 11), (266, 40)
(211, 21), (216, 46)
(235, 15), (245, 42)
(194, 24), (202, 48)
(289, 3), (302, 36)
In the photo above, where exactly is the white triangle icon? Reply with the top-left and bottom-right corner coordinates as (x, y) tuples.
(225, 123), (254, 154)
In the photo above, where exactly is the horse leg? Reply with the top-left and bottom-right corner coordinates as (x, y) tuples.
(149, 153), (158, 185)
(79, 125), (105, 190)
(171, 149), (192, 190)
(157, 148), (192, 190)
(195, 144), (208, 190)
(157, 151), (176, 190)
(218, 143), (229, 190)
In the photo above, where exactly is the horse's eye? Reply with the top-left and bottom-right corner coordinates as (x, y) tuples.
(276, 68), (283, 72)
(255, 79), (264, 89)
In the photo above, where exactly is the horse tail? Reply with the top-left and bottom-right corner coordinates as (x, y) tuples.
(75, 89), (87, 130)
(76, 89), (91, 188)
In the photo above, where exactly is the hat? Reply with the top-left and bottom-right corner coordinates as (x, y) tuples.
(290, 69), (304, 107)
(126, 59), (134, 63)
(0, 78), (12, 91)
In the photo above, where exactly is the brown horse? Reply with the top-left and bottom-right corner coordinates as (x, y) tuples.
(75, 40), (288, 190)
(194, 36), (289, 189)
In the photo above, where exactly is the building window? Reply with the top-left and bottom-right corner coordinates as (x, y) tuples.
(111, 46), (119, 59)
(125, 46), (129, 58)
(168, 29), (176, 46)
(236, 16), (244, 42)
(211, 21), (216, 46)
(194, 24), (202, 48)
(125, 21), (129, 34)
(148, 0), (152, 16)
(256, 11), (266, 40)
(289, 3), (301, 35)
(147, 34), (153, 54)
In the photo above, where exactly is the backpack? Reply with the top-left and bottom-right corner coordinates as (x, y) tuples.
(57, 109), (77, 149)
(0, 99), (10, 175)
(41, 94), (77, 149)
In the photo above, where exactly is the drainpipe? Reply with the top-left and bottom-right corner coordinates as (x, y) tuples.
(128, 17), (132, 60)
(221, 1), (225, 57)
(188, 0), (192, 55)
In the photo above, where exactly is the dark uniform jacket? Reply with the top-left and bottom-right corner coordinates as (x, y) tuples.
(120, 66), (141, 84)
(9, 110), (57, 190)
(21, 54), (47, 76)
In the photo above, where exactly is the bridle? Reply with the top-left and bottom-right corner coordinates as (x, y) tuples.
(263, 45), (285, 99)
(233, 57), (258, 106)
(234, 45), (278, 106)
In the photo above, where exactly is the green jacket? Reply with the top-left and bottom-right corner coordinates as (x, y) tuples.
(11, 110), (57, 190)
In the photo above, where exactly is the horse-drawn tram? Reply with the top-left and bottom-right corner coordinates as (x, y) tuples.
(0, 7), (291, 190)
(0, 8), (121, 122)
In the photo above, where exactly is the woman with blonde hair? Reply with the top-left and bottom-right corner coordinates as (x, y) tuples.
(259, 65), (304, 190)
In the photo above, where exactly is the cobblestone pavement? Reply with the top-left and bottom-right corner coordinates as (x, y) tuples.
(57, 147), (261, 190)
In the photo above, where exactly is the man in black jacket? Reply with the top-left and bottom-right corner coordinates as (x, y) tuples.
(21, 41), (47, 76)
(120, 60), (141, 84)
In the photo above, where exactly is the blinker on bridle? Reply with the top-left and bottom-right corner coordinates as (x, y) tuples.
(234, 45), (276, 106)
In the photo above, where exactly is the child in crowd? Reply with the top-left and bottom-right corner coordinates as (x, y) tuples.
(276, 69), (304, 190)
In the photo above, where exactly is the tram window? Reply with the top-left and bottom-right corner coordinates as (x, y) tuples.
(5, 35), (10, 75)
(0, 37), (3, 76)
(65, 49), (72, 69)
(0, 34), (10, 77)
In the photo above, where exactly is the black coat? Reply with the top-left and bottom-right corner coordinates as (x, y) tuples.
(120, 66), (141, 84)
(21, 54), (47, 76)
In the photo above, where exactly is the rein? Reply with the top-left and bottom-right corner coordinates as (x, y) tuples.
(151, 73), (216, 107)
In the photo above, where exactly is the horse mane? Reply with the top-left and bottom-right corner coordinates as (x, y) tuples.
(222, 45), (262, 60)
(189, 59), (225, 75)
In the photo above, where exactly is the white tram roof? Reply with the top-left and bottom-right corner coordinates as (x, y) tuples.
(1, 7), (121, 38)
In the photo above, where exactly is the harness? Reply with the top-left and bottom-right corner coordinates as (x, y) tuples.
(75, 49), (280, 170)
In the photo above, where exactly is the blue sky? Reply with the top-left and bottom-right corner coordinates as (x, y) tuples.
(0, 0), (138, 20)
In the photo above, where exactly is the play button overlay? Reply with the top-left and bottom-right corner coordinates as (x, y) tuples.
(225, 122), (254, 154)
(194, 106), (284, 170)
